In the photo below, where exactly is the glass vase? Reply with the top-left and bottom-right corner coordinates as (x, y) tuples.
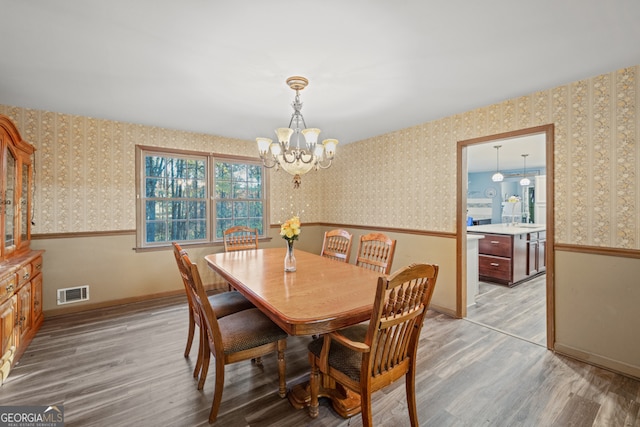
(284, 240), (296, 272)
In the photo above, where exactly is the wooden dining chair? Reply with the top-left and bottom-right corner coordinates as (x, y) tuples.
(307, 263), (439, 426)
(355, 232), (397, 275)
(177, 247), (288, 423)
(172, 243), (254, 382)
(320, 229), (353, 263)
(223, 226), (259, 252)
(223, 225), (259, 293)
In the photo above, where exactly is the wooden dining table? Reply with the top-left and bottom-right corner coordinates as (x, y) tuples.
(204, 247), (382, 417)
(204, 247), (381, 335)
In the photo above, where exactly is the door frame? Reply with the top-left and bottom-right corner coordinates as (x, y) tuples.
(456, 124), (555, 350)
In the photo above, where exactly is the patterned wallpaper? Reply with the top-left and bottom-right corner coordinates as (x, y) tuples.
(1, 65), (638, 249)
(0, 104), (325, 232)
(321, 66), (638, 249)
(0, 109), (244, 232)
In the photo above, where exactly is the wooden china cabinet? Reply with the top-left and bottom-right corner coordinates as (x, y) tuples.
(0, 114), (44, 385)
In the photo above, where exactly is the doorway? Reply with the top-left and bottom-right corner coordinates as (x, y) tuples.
(456, 124), (555, 350)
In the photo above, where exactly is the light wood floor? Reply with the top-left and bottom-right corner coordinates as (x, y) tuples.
(1, 294), (639, 426)
(466, 274), (546, 346)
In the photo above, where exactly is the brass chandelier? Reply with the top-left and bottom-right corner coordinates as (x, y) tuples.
(256, 76), (338, 188)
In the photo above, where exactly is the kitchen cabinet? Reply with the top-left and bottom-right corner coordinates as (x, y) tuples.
(466, 234), (484, 306)
(0, 115), (44, 385)
(526, 231), (546, 276)
(534, 175), (546, 224)
(468, 223), (546, 287)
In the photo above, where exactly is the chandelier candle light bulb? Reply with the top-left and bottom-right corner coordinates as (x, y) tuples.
(256, 76), (338, 189)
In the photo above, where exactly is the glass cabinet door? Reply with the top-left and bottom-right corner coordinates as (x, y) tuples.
(4, 148), (16, 253)
(20, 161), (30, 244)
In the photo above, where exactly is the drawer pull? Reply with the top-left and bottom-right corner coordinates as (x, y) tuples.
(490, 263), (500, 267)
(23, 272), (30, 280)
(35, 263), (42, 270)
(6, 284), (13, 292)
(490, 241), (501, 244)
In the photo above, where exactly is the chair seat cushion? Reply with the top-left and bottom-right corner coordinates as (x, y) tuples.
(308, 323), (368, 381)
(219, 308), (287, 354)
(208, 291), (254, 318)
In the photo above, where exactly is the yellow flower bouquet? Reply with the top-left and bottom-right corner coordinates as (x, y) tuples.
(280, 215), (301, 242)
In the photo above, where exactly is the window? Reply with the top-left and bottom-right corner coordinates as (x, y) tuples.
(136, 146), (267, 249)
(214, 160), (264, 239)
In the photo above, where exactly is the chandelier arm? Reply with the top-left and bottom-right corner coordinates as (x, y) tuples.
(316, 159), (333, 169)
(259, 157), (279, 169)
(280, 150), (296, 164)
(298, 151), (314, 164)
(280, 149), (315, 165)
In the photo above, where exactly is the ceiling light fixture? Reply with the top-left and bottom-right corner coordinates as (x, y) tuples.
(491, 145), (504, 182)
(256, 76), (338, 189)
(520, 154), (531, 186)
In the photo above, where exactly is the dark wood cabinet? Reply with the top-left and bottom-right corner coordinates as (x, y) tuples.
(526, 231), (546, 276)
(478, 254), (512, 282)
(470, 229), (545, 287)
(0, 115), (44, 385)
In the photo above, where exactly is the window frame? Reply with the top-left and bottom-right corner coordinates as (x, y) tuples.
(135, 145), (269, 250)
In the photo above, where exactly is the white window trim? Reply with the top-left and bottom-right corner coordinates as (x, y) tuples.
(135, 145), (269, 250)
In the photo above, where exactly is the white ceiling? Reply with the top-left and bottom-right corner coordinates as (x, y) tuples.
(467, 133), (546, 173)
(1, 1), (639, 172)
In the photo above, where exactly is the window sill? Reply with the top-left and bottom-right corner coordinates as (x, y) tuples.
(133, 237), (273, 253)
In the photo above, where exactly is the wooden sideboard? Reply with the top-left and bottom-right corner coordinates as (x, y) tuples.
(0, 115), (44, 385)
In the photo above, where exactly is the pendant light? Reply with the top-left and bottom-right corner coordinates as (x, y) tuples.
(491, 145), (504, 182)
(520, 154), (531, 186)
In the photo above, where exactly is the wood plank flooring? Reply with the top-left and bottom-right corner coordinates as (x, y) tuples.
(466, 274), (546, 346)
(1, 294), (639, 426)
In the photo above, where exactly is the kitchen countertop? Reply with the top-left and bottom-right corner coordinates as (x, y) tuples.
(466, 234), (485, 241)
(467, 223), (546, 235)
